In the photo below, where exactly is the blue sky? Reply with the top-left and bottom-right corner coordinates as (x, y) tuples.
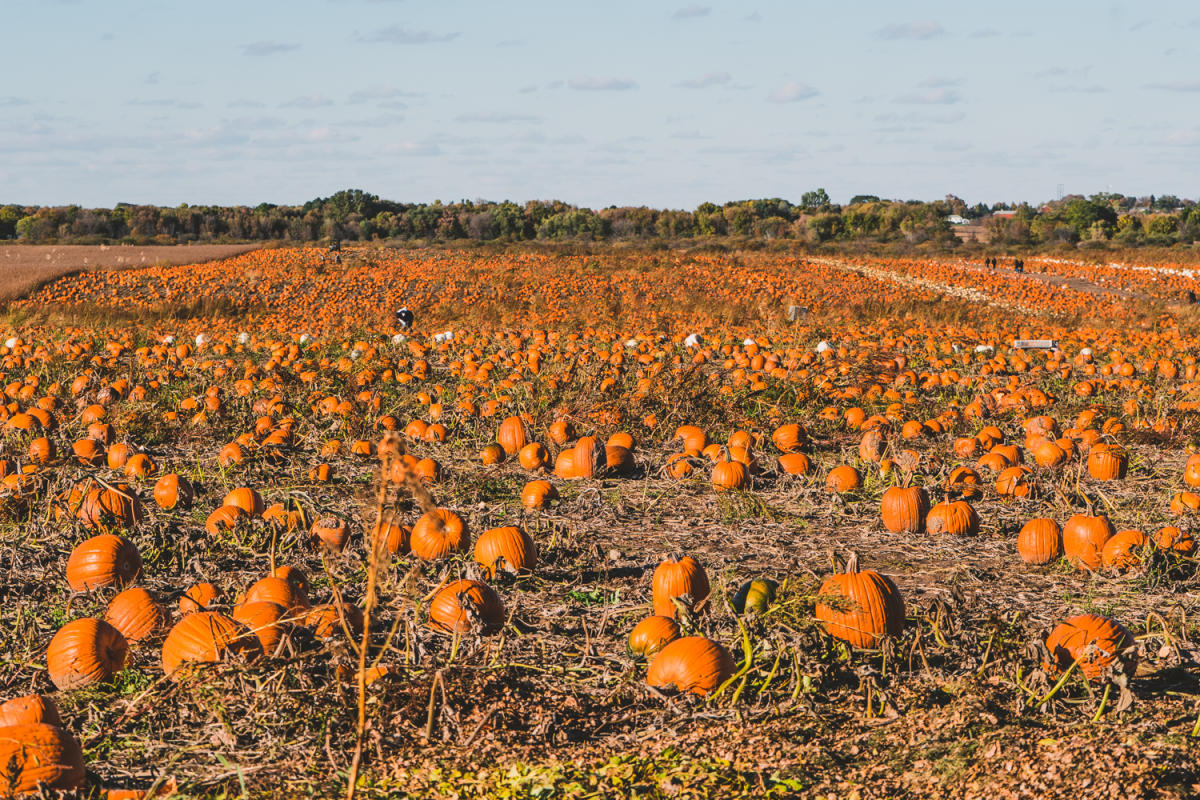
(3, 1), (1199, 209)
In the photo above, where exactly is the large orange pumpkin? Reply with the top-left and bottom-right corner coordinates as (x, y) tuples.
(815, 553), (905, 648)
(645, 636), (735, 696)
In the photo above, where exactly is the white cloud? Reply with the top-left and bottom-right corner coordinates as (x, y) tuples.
(280, 95), (335, 108)
(672, 5), (710, 20)
(1146, 80), (1200, 92)
(877, 21), (945, 40)
(355, 26), (458, 44)
(455, 112), (542, 123)
(675, 72), (731, 89)
(568, 77), (638, 91)
(768, 81), (818, 102)
(895, 88), (962, 105)
(241, 41), (301, 56)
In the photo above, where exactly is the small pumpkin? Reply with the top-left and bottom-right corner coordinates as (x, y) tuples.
(47, 618), (128, 690)
(179, 582), (222, 615)
(1044, 614), (1136, 681)
(0, 695), (63, 728)
(1101, 529), (1147, 573)
(428, 579), (505, 634)
(1017, 518), (1062, 565)
(825, 465), (862, 493)
(1087, 443), (1128, 481)
(152, 473), (194, 510)
(645, 636), (735, 697)
(880, 486), (929, 534)
(66, 534), (142, 593)
(1062, 513), (1115, 571)
(105, 587), (167, 644)
(161, 611), (260, 678)
(520, 480), (558, 509)
(409, 508), (468, 560)
(652, 555), (710, 618)
(925, 500), (980, 536)
(731, 578), (778, 615)
(310, 516), (350, 553)
(473, 526), (538, 577)
(627, 615), (680, 659)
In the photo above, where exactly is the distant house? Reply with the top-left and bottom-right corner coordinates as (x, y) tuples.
(992, 210), (1017, 218)
(945, 214), (969, 225)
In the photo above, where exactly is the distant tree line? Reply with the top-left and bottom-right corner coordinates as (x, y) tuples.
(2, 189), (1197, 249)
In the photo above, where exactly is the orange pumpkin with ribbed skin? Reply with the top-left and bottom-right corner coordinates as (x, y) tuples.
(553, 449), (577, 479)
(605, 445), (635, 477)
(310, 516), (350, 552)
(646, 636), (735, 697)
(945, 466), (982, 499)
(377, 515), (412, 555)
(815, 553), (905, 648)
(66, 534), (142, 592)
(232, 601), (289, 654)
(880, 486), (929, 534)
(153, 473), (194, 509)
(1017, 518), (1062, 565)
(711, 459), (748, 491)
(953, 437), (979, 459)
(673, 425), (707, 455)
(179, 582), (221, 615)
(548, 419), (575, 446)
(28, 437), (55, 464)
(925, 500), (979, 535)
(777, 452), (811, 475)
(123, 453), (156, 480)
(242, 576), (310, 611)
(480, 443), (506, 465)
(71, 438), (106, 466)
(46, 618), (128, 690)
(1044, 614), (1136, 681)
(410, 508), (468, 560)
(627, 615), (681, 659)
(825, 465), (862, 493)
(1062, 514), (1115, 571)
(161, 611), (260, 678)
(995, 466), (1034, 498)
(518, 443), (549, 471)
(223, 487), (264, 517)
(1087, 443), (1128, 481)
(1032, 440), (1067, 468)
(205, 505), (248, 536)
(497, 416), (528, 455)
(520, 480), (558, 509)
(572, 436), (604, 479)
(1155, 526), (1195, 557)
(78, 484), (144, 529)
(771, 423), (807, 454)
(105, 587), (167, 644)
(428, 579), (505, 634)
(608, 431), (636, 450)
(0, 695), (62, 728)
(652, 555), (710, 618)
(1101, 529), (1147, 573)
(303, 603), (364, 640)
(1185, 454), (1200, 488)
(0, 723), (86, 794)
(474, 526), (537, 577)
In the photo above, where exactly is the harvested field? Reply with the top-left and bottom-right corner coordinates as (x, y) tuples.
(0, 244), (257, 303)
(1, 246), (1200, 798)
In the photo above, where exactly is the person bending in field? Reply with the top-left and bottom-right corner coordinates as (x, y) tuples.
(395, 307), (414, 331)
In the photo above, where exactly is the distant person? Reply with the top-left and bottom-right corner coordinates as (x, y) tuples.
(395, 307), (414, 331)
(1015, 258), (1024, 274)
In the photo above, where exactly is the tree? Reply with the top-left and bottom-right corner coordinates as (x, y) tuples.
(800, 188), (831, 211)
(848, 195), (880, 205)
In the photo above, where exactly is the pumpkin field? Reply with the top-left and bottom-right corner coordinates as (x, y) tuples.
(4, 244), (1200, 798)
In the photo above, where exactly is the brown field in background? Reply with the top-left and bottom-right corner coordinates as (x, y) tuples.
(0, 244), (257, 303)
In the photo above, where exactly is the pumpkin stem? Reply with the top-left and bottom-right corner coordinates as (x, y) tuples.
(844, 551), (860, 575)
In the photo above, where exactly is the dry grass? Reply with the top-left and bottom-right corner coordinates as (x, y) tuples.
(0, 244), (257, 304)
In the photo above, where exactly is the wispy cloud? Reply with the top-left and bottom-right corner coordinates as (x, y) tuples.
(382, 140), (441, 156)
(1145, 80), (1200, 92)
(969, 27), (999, 38)
(280, 95), (335, 108)
(675, 72), (730, 89)
(768, 81), (818, 102)
(128, 98), (202, 109)
(227, 99), (266, 109)
(241, 41), (301, 56)
(919, 77), (961, 88)
(895, 88), (962, 105)
(454, 111), (542, 123)
(1049, 84), (1108, 94)
(672, 4), (710, 20)
(0, 97), (30, 107)
(568, 76), (638, 91)
(347, 86), (423, 103)
(877, 21), (944, 40)
(355, 26), (458, 44)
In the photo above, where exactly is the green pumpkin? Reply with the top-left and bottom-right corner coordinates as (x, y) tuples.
(732, 578), (778, 615)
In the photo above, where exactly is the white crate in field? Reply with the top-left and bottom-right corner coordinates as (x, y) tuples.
(1012, 339), (1058, 350)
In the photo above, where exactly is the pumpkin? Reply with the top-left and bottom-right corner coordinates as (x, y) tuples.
(473, 526), (538, 577)
(771, 423), (807, 454)
(1185, 454), (1200, 488)
(161, 611), (260, 678)
(497, 415), (528, 455)
(428, 579), (505, 634)
(945, 466), (982, 499)
(0, 723), (86, 794)
(242, 576), (310, 611)
(815, 553), (905, 648)
(1087, 443), (1128, 481)
(925, 500), (979, 536)
(205, 504), (248, 536)
(1168, 491), (1200, 516)
(78, 484), (144, 529)
(548, 419), (575, 446)
(0, 696), (62, 728)
(711, 460), (748, 491)
(995, 465), (1035, 498)
(72, 438), (106, 466)
(518, 443), (549, 471)
(673, 425), (707, 455)
(627, 615), (680, 658)
(1017, 518), (1062, 565)
(731, 578), (778, 615)
(605, 445), (635, 476)
(825, 465), (861, 493)
(303, 603), (364, 640)
(124, 453), (156, 480)
(223, 487), (265, 516)
(880, 486), (929, 533)
(409, 508), (468, 559)
(1044, 614), (1136, 681)
(378, 514), (412, 555)
(665, 453), (695, 479)
(179, 582), (221, 615)
(1154, 526), (1195, 557)
(231, 601), (289, 654)
(1101, 529), (1147, 573)
(104, 587), (167, 644)
(152, 473), (194, 509)
(553, 449), (577, 479)
(572, 436), (604, 479)
(66, 534), (142, 592)
(310, 516), (350, 552)
(520, 480), (558, 509)
(46, 618), (128, 690)
(480, 443), (506, 465)
(1062, 514), (1115, 571)
(652, 555), (710, 618)
(858, 429), (886, 463)
(777, 452), (811, 476)
(645, 636), (735, 697)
